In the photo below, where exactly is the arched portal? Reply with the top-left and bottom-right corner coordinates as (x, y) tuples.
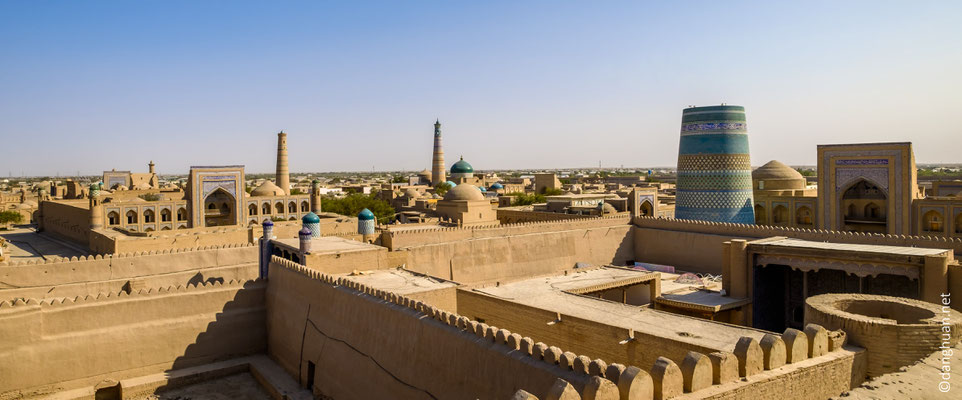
(922, 210), (943, 233)
(203, 188), (236, 227)
(288, 201), (296, 213)
(772, 205), (788, 225)
(841, 179), (887, 233)
(640, 200), (653, 217)
(249, 204), (258, 216)
(107, 211), (120, 226)
(754, 204), (766, 224)
(796, 206), (813, 226)
(275, 202), (284, 214)
(301, 201), (309, 212)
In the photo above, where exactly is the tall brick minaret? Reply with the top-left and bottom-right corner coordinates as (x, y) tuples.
(276, 131), (290, 195)
(431, 119), (445, 185)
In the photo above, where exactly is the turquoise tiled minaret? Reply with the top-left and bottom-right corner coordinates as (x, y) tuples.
(675, 105), (755, 223)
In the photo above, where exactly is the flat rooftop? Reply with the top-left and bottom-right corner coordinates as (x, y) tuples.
(274, 236), (383, 254)
(340, 268), (456, 295)
(471, 267), (768, 352)
(753, 237), (949, 257)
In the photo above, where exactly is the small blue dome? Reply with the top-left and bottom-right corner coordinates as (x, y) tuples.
(302, 212), (321, 224)
(479, 186), (487, 192)
(299, 227), (312, 236)
(445, 181), (457, 188)
(262, 220), (274, 226)
(358, 208), (375, 220)
(450, 156), (474, 174)
(490, 182), (504, 190)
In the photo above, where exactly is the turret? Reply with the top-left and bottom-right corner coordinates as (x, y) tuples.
(89, 183), (104, 229)
(298, 227), (312, 257)
(258, 220), (274, 279)
(148, 160), (155, 174)
(358, 208), (376, 243)
(302, 212), (321, 238)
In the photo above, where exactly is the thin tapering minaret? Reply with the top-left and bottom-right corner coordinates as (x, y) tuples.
(276, 131), (290, 195)
(431, 119), (445, 185)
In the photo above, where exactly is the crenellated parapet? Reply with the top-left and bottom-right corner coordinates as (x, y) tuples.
(0, 241), (258, 267)
(0, 278), (256, 310)
(269, 255), (851, 399)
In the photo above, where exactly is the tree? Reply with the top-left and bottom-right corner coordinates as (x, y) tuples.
(435, 182), (453, 196)
(321, 193), (395, 223)
(291, 188), (305, 195)
(507, 192), (546, 206)
(542, 188), (563, 196)
(0, 211), (23, 227)
(138, 193), (161, 201)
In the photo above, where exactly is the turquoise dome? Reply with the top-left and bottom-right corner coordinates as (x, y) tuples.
(490, 182), (504, 190)
(450, 157), (474, 174)
(302, 212), (321, 224)
(444, 181), (457, 188)
(358, 208), (375, 220)
(479, 186), (487, 192)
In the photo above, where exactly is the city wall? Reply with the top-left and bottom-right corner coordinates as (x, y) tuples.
(86, 217), (357, 254)
(40, 200), (91, 246)
(383, 214), (631, 250)
(0, 279), (266, 398)
(396, 218), (634, 285)
(0, 244), (258, 301)
(266, 257), (646, 400)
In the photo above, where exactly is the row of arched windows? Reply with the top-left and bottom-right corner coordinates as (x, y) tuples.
(107, 208), (187, 226)
(247, 201), (310, 216)
(754, 204), (814, 226)
(922, 210), (962, 234)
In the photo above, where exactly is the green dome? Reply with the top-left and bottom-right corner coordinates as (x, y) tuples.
(451, 156), (474, 174)
(302, 212), (321, 224)
(358, 208), (375, 221)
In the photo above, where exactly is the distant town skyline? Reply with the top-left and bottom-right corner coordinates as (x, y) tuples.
(1, 1), (959, 176)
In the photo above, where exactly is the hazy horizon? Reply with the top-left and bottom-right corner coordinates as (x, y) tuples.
(2, 1), (960, 176)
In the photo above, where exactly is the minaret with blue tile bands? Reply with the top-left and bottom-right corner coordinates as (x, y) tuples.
(675, 105), (755, 224)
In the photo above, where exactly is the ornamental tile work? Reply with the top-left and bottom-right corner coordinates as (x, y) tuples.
(675, 105), (755, 224)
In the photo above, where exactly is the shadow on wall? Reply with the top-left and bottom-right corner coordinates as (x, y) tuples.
(147, 280), (267, 397)
(187, 272), (225, 287)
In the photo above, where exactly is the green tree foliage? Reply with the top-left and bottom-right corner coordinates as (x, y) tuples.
(0, 211), (24, 225)
(507, 192), (546, 206)
(290, 188), (305, 195)
(542, 187), (564, 196)
(795, 168), (816, 177)
(392, 175), (408, 183)
(321, 193), (395, 222)
(138, 193), (161, 201)
(435, 182), (453, 196)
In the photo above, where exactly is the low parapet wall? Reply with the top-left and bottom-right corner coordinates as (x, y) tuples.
(266, 256), (642, 400)
(633, 216), (962, 275)
(0, 279), (266, 397)
(634, 216), (962, 253)
(400, 221), (634, 285)
(0, 243), (259, 301)
(496, 209), (595, 224)
(383, 214), (631, 250)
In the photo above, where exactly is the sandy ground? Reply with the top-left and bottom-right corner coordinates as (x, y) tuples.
(0, 226), (88, 261)
(833, 342), (962, 400)
(136, 373), (272, 400)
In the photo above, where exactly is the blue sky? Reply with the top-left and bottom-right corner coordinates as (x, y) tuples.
(1, 1), (959, 176)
